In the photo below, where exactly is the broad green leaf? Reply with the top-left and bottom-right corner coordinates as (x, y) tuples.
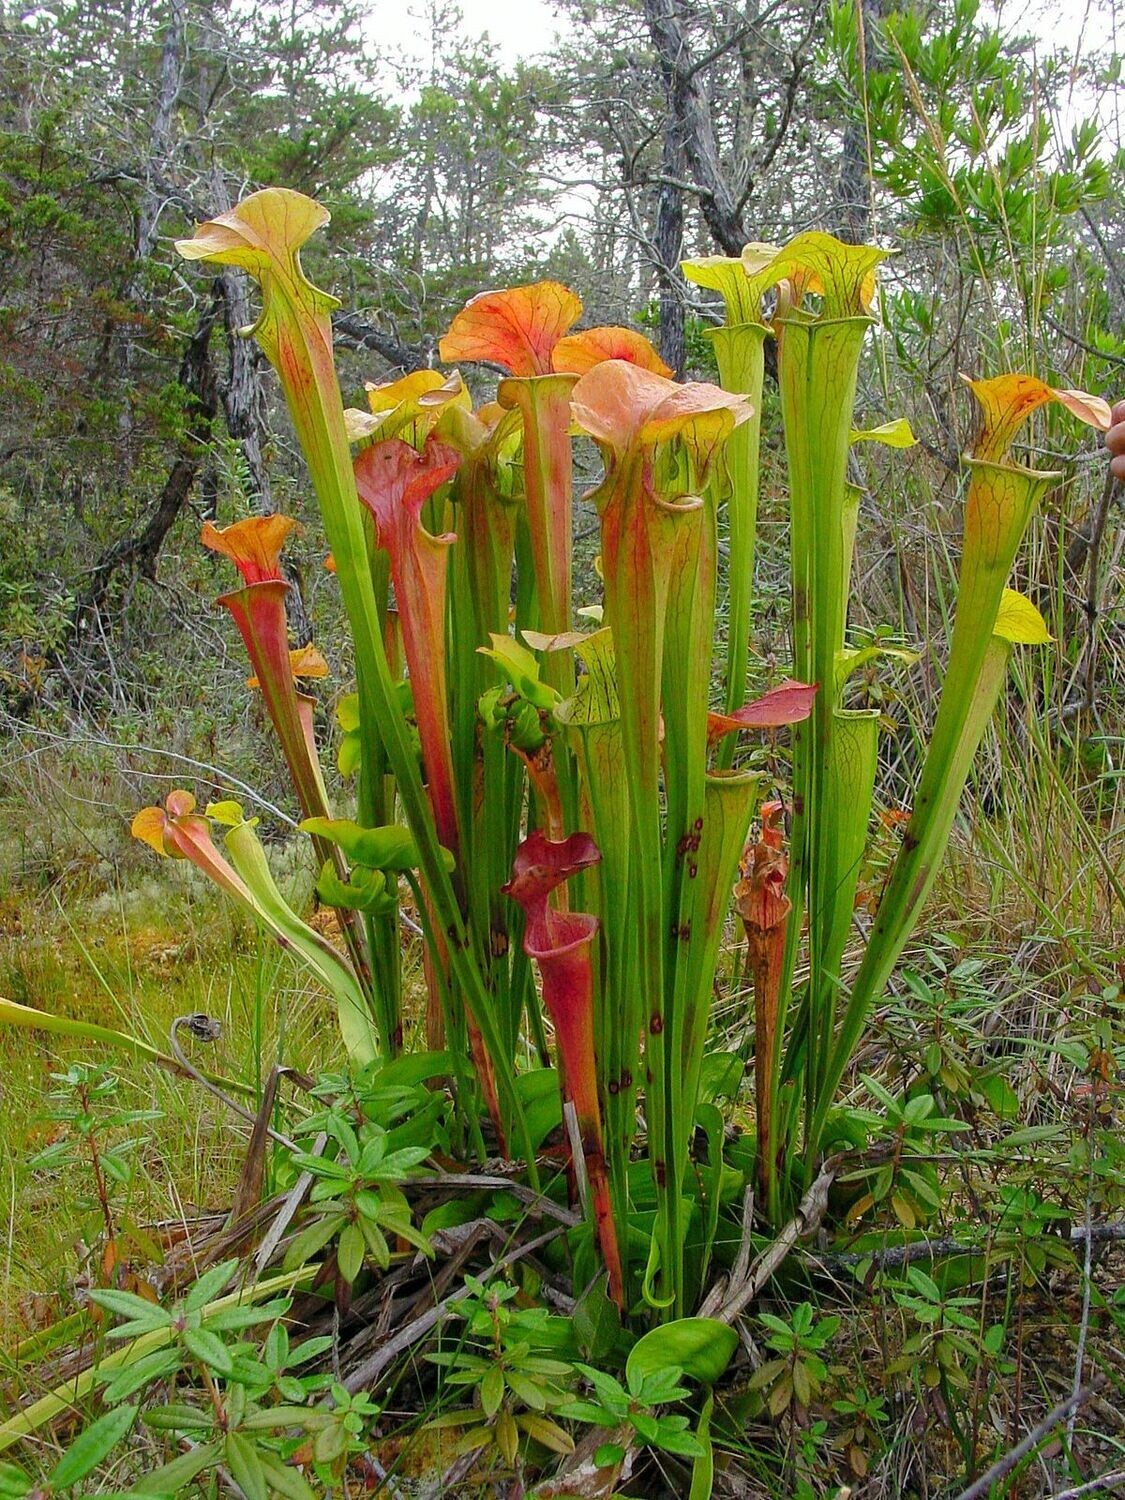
(87, 1288), (173, 1331)
(183, 1258), (239, 1311)
(100, 1348), (183, 1403)
(626, 1318), (738, 1389)
(300, 817), (422, 871)
(0, 1462), (30, 1499)
(337, 1221), (365, 1284)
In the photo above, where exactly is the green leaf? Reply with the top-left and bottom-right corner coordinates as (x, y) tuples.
(556, 1400), (616, 1427)
(142, 1403), (213, 1432)
(574, 1365), (629, 1415)
(0, 1462), (31, 1499)
(183, 1258), (239, 1311)
(651, 1423), (707, 1458)
(225, 1431), (268, 1500)
(258, 1450), (319, 1500)
(688, 1393), (714, 1500)
(241, 1405), (317, 1432)
(205, 1298), (291, 1332)
(283, 1213), (344, 1270)
(481, 1364), (505, 1419)
(517, 1412), (575, 1455)
(300, 817), (425, 871)
(47, 1405), (138, 1488)
(133, 1440), (222, 1493)
(100, 1347), (183, 1403)
(337, 1221), (366, 1285)
(626, 1319), (738, 1390)
(594, 1442), (626, 1469)
(573, 1272), (621, 1362)
(88, 1288), (173, 1333)
(183, 1326), (235, 1375)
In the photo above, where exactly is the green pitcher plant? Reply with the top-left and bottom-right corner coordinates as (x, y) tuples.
(112, 187), (1112, 1321)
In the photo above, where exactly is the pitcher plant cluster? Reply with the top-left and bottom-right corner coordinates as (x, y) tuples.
(129, 188), (1109, 1322)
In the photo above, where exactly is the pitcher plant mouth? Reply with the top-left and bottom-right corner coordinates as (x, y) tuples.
(138, 187), (1113, 1320)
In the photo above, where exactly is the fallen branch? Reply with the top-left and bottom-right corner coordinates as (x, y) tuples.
(805, 1221), (1125, 1275)
(699, 1158), (839, 1324)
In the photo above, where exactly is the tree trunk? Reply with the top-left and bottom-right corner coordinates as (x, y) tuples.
(835, 0), (881, 244)
(642, 0), (748, 256)
(654, 118), (686, 376)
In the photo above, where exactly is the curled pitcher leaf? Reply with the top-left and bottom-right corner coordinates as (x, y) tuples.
(682, 245), (779, 325)
(552, 326), (672, 378)
(346, 369), (471, 447)
(754, 231), (887, 318)
(571, 360), (752, 462)
(962, 373), (1111, 464)
(176, 189), (338, 358)
(132, 792), (378, 1064)
(439, 281), (582, 376)
(503, 831), (624, 1306)
(355, 435), (463, 851)
(201, 514), (297, 585)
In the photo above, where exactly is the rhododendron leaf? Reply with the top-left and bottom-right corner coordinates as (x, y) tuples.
(993, 588), (1052, 644)
(963, 373), (1111, 464)
(552, 326), (671, 377)
(850, 418), (916, 448)
(201, 515), (297, 586)
(706, 680), (817, 740)
(299, 817), (432, 872)
(439, 282), (582, 376)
